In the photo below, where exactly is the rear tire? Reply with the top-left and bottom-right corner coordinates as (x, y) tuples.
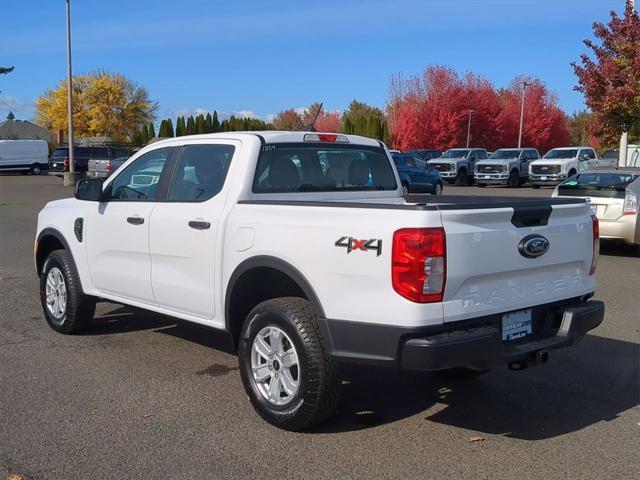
(31, 164), (42, 175)
(238, 297), (340, 431)
(39, 249), (96, 334)
(402, 184), (409, 196)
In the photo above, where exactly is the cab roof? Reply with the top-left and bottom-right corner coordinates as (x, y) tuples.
(147, 131), (383, 148)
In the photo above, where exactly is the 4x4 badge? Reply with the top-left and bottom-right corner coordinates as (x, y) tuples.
(335, 237), (382, 257)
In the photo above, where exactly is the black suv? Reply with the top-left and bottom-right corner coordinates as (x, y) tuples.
(48, 145), (131, 177)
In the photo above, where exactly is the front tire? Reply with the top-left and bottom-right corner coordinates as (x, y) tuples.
(39, 249), (95, 334)
(455, 169), (468, 186)
(238, 297), (340, 431)
(531, 185), (541, 189)
(507, 170), (519, 188)
(402, 184), (409, 196)
(431, 182), (443, 195)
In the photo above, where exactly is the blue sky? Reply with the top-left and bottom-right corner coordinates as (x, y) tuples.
(0, 0), (626, 124)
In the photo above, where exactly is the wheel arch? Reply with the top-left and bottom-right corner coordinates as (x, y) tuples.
(225, 256), (326, 349)
(35, 228), (72, 275)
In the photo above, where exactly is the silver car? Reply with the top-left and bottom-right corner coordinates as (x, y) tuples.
(552, 168), (640, 246)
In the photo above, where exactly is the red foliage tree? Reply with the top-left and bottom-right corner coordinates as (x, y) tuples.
(496, 77), (570, 154)
(273, 109), (304, 131)
(387, 66), (502, 151)
(314, 111), (342, 132)
(572, 1), (640, 145)
(387, 66), (570, 153)
(393, 102), (420, 151)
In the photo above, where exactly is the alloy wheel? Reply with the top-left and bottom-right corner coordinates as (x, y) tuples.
(250, 326), (300, 406)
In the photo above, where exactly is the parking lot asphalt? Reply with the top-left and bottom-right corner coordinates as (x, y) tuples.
(1, 175), (638, 480)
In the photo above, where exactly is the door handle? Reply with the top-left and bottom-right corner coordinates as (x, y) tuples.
(127, 216), (144, 225)
(188, 220), (211, 230)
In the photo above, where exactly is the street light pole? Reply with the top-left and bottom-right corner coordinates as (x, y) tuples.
(63, 0), (78, 186)
(518, 81), (531, 149)
(466, 109), (474, 148)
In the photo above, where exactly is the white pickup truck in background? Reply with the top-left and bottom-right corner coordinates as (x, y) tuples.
(35, 131), (604, 430)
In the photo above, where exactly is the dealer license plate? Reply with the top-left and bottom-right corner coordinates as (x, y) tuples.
(484, 175), (491, 179)
(502, 309), (532, 341)
(540, 175), (548, 180)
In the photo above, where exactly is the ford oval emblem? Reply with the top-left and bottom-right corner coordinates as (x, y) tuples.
(518, 234), (550, 258)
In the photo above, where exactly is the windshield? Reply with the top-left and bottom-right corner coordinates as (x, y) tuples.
(557, 172), (638, 199)
(544, 149), (578, 159)
(490, 150), (521, 159)
(440, 149), (469, 159)
(51, 148), (68, 158)
(253, 143), (397, 193)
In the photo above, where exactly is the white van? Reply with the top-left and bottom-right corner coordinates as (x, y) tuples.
(0, 139), (49, 174)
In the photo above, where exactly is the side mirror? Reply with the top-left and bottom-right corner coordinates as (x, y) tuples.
(75, 178), (104, 202)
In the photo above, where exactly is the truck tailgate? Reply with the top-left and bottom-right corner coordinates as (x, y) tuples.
(439, 201), (595, 322)
(89, 159), (109, 173)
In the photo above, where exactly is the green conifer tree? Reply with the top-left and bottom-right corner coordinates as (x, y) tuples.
(176, 116), (186, 136)
(212, 111), (220, 132)
(186, 116), (195, 135)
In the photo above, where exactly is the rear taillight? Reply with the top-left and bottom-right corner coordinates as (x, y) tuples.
(623, 191), (638, 215)
(392, 228), (446, 303)
(63, 157), (69, 168)
(590, 214), (599, 276)
(105, 163), (112, 173)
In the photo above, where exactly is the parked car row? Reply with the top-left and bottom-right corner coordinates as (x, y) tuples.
(48, 144), (131, 177)
(392, 145), (617, 189)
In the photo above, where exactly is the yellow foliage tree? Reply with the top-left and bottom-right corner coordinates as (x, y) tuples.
(34, 71), (157, 142)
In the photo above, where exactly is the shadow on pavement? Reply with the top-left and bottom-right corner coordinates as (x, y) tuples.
(86, 305), (235, 354)
(312, 334), (638, 439)
(85, 305), (638, 440)
(599, 239), (640, 258)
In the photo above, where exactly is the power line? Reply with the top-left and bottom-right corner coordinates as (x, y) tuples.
(0, 90), (31, 119)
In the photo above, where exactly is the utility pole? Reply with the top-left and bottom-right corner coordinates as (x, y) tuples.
(518, 81), (532, 148)
(466, 109), (474, 148)
(63, 0), (79, 186)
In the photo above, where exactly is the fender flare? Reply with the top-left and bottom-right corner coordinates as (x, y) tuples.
(35, 227), (73, 274)
(224, 255), (326, 333)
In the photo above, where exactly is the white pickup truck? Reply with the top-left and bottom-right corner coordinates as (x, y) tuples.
(35, 131), (604, 430)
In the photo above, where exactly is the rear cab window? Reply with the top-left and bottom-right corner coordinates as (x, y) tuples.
(557, 172), (639, 199)
(253, 143), (397, 193)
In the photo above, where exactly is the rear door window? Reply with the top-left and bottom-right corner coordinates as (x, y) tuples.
(168, 144), (235, 201)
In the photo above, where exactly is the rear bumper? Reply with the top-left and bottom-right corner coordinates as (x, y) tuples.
(401, 301), (604, 371)
(321, 299), (604, 371)
(86, 171), (110, 179)
(600, 216), (639, 245)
